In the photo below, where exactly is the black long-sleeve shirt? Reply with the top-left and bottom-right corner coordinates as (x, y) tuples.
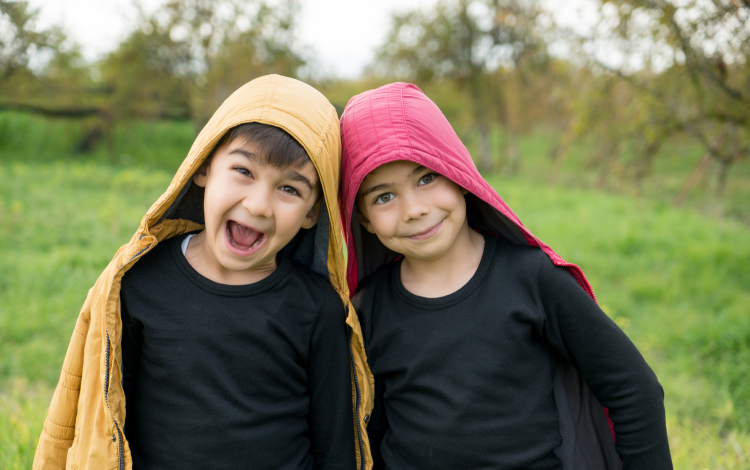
(120, 235), (355, 470)
(354, 234), (671, 470)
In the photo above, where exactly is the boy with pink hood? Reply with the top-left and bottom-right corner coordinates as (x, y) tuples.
(339, 83), (672, 470)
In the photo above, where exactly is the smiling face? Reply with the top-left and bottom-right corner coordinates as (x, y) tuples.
(357, 160), (469, 263)
(191, 136), (320, 284)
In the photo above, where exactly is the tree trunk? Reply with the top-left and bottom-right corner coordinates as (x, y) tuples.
(673, 152), (713, 207)
(715, 157), (730, 219)
(548, 123), (573, 185)
(506, 127), (519, 175)
(595, 140), (620, 189)
(633, 141), (661, 191)
(478, 125), (492, 171)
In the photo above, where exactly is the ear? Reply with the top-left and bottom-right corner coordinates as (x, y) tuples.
(193, 161), (210, 187)
(301, 198), (322, 229)
(357, 209), (376, 234)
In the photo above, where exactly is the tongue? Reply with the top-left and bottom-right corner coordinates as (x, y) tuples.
(228, 221), (262, 248)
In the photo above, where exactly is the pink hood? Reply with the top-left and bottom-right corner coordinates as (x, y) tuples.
(339, 83), (620, 464)
(339, 82), (595, 300)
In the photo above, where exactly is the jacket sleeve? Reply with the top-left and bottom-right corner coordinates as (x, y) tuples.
(367, 375), (388, 470)
(32, 288), (93, 470)
(537, 256), (673, 470)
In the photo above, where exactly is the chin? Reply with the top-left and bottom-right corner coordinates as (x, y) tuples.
(403, 243), (449, 261)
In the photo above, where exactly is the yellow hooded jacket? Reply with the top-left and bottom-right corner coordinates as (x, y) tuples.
(33, 74), (375, 470)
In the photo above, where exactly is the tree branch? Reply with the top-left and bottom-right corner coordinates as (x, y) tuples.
(0, 102), (102, 118)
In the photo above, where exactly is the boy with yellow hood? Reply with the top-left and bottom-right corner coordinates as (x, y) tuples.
(33, 75), (372, 470)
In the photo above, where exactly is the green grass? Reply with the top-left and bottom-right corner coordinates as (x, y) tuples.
(463, 125), (750, 225)
(0, 111), (193, 172)
(1, 161), (747, 468)
(0, 162), (173, 467)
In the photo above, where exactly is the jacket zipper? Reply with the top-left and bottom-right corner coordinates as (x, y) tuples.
(104, 331), (125, 470)
(107, 243), (150, 470)
(348, 324), (365, 470)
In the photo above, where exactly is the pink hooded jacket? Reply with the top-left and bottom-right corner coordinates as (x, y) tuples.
(339, 83), (621, 469)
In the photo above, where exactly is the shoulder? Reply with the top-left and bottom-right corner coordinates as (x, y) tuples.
(122, 236), (179, 284)
(285, 258), (346, 320)
(487, 236), (586, 295)
(493, 238), (590, 300)
(351, 261), (395, 310)
(489, 236), (549, 277)
(351, 261), (397, 340)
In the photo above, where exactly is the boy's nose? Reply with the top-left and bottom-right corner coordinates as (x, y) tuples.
(242, 187), (274, 219)
(401, 191), (430, 221)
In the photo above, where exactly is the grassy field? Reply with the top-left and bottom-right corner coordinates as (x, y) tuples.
(1, 112), (749, 468)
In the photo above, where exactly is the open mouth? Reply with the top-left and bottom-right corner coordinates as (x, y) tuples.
(225, 220), (266, 255)
(407, 220), (443, 240)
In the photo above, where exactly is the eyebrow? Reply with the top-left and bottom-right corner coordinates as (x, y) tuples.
(229, 148), (259, 161)
(407, 165), (427, 178)
(361, 182), (393, 198)
(230, 149), (314, 191)
(285, 170), (314, 191)
(360, 165), (429, 198)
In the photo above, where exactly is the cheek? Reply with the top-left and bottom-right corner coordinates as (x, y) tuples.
(272, 200), (312, 233)
(434, 184), (466, 215)
(203, 176), (242, 223)
(369, 208), (401, 236)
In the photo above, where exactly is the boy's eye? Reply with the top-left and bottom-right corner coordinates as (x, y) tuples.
(375, 193), (394, 204)
(280, 186), (299, 196)
(234, 167), (252, 177)
(418, 174), (436, 186)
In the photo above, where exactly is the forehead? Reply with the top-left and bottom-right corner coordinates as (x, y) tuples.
(221, 139), (319, 180)
(361, 161), (422, 187)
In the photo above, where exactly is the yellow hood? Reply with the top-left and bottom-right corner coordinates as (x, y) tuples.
(33, 75), (374, 470)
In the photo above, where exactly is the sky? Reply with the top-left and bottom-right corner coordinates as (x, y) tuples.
(28, 0), (598, 79)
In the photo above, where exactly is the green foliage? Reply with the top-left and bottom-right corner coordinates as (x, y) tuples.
(0, 0), (62, 79)
(99, 0), (305, 125)
(573, 0), (750, 203)
(0, 0), (306, 159)
(373, 0), (555, 170)
(0, 111), (194, 171)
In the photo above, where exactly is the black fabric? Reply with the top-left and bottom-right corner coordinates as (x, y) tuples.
(158, 180), (206, 225)
(354, 234), (671, 470)
(281, 199), (330, 281)
(351, 209), (399, 282)
(463, 193), (528, 246)
(120, 235), (354, 470)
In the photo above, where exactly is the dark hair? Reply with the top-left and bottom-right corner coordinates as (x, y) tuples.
(209, 122), (311, 169)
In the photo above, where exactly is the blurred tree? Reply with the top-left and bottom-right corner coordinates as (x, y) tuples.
(372, 0), (550, 171)
(1, 0), (305, 158)
(0, 0), (52, 80)
(102, 0), (305, 129)
(0, 0), (95, 117)
(579, 0), (750, 208)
